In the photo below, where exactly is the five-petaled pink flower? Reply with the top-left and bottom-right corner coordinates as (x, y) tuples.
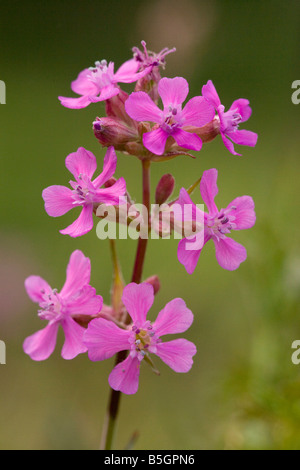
(83, 282), (197, 395)
(42, 146), (126, 237)
(58, 59), (151, 109)
(24, 250), (103, 361)
(202, 80), (258, 156)
(125, 77), (215, 155)
(176, 169), (256, 273)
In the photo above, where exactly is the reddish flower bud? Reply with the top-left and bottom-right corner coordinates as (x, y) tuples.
(143, 275), (161, 295)
(183, 117), (220, 144)
(104, 177), (117, 188)
(105, 89), (138, 127)
(135, 74), (161, 104)
(155, 173), (175, 205)
(93, 117), (139, 150)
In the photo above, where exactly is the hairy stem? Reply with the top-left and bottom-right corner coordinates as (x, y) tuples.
(100, 159), (151, 450)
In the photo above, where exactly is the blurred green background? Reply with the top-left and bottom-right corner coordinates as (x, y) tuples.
(1, 0), (300, 450)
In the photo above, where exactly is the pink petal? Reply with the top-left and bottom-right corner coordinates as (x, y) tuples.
(225, 196), (256, 230)
(97, 85), (120, 101)
(42, 185), (75, 217)
(114, 59), (151, 83)
(201, 80), (221, 108)
(60, 250), (91, 298)
(158, 77), (189, 108)
(25, 275), (52, 303)
(214, 237), (247, 270)
(143, 128), (168, 155)
(60, 204), (94, 238)
(83, 318), (131, 361)
(125, 91), (162, 123)
(61, 317), (87, 360)
(153, 298), (194, 337)
(181, 96), (215, 127)
(92, 147), (118, 188)
(200, 169), (219, 214)
(65, 286), (103, 316)
(229, 98), (252, 122)
(94, 177), (126, 205)
(174, 188), (205, 241)
(70, 68), (99, 95)
(155, 339), (197, 373)
(177, 187), (195, 210)
(122, 282), (154, 327)
(177, 237), (202, 275)
(221, 132), (241, 156)
(65, 147), (97, 181)
(58, 95), (92, 109)
(172, 129), (202, 151)
(133, 65), (153, 81)
(227, 129), (258, 148)
(99, 304), (115, 317)
(23, 323), (59, 361)
(108, 355), (141, 395)
(114, 58), (140, 81)
(174, 188), (197, 230)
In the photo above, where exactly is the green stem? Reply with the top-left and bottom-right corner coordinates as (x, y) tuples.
(100, 159), (151, 450)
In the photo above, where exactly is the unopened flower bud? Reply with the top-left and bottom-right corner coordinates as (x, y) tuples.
(155, 173), (175, 205)
(135, 74), (160, 103)
(105, 89), (137, 127)
(144, 275), (161, 295)
(104, 177), (117, 188)
(183, 116), (220, 144)
(93, 117), (139, 150)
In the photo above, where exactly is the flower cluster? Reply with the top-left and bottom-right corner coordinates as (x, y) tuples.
(24, 41), (257, 396)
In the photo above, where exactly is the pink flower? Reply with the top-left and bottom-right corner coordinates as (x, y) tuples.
(58, 59), (151, 109)
(125, 77), (215, 155)
(202, 80), (258, 156)
(132, 40), (176, 74)
(42, 146), (126, 237)
(132, 40), (176, 101)
(23, 250), (103, 361)
(83, 282), (197, 395)
(177, 169), (256, 273)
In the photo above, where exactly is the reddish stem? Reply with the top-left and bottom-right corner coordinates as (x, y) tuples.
(130, 159), (151, 284)
(100, 159), (151, 450)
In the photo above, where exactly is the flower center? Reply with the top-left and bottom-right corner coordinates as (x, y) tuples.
(38, 289), (62, 322)
(161, 105), (181, 134)
(207, 206), (237, 240)
(73, 184), (90, 204)
(71, 174), (94, 206)
(130, 322), (160, 361)
(132, 41), (176, 70)
(221, 107), (242, 133)
(87, 60), (114, 91)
